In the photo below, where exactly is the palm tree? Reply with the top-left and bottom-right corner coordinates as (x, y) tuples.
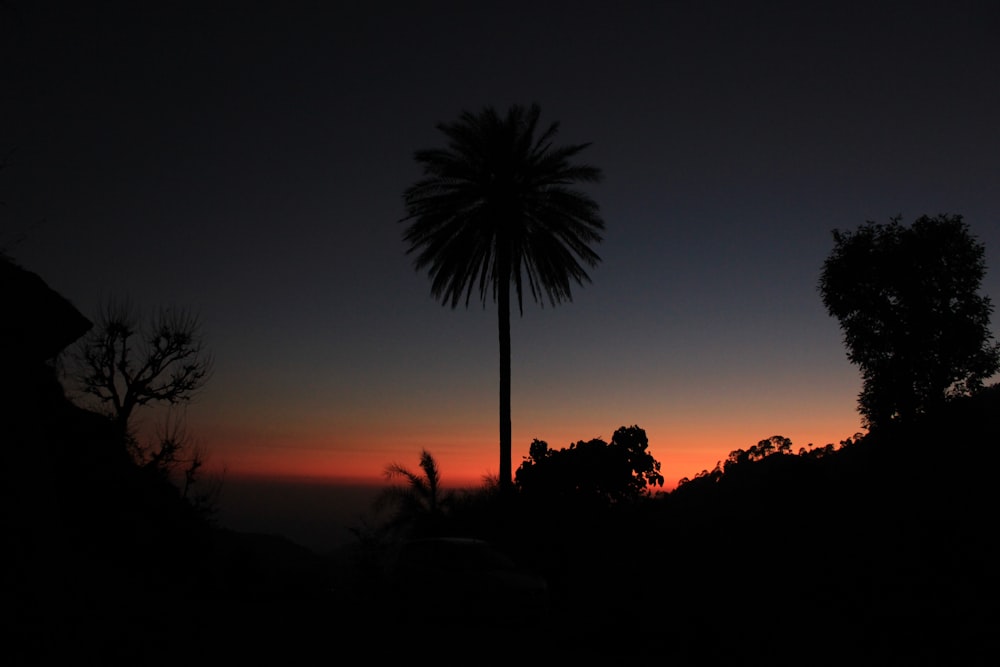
(377, 449), (453, 536)
(401, 104), (605, 491)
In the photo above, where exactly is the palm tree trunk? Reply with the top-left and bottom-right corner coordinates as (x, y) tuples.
(498, 251), (512, 492)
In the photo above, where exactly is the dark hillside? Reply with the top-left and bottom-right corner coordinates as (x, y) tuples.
(448, 391), (999, 661)
(647, 389), (999, 662)
(4, 259), (331, 663)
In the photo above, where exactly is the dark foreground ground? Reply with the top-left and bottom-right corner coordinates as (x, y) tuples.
(12, 494), (997, 667)
(10, 384), (999, 665)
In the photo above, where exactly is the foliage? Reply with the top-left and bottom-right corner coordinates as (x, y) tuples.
(676, 434), (857, 489)
(819, 214), (1000, 429)
(400, 103), (605, 490)
(376, 449), (455, 537)
(514, 425), (663, 504)
(723, 435), (793, 472)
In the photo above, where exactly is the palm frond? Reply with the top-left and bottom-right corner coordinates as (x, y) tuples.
(401, 104), (605, 312)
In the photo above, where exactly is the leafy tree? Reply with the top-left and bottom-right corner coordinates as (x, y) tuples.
(401, 104), (605, 491)
(819, 214), (1000, 429)
(515, 425), (663, 504)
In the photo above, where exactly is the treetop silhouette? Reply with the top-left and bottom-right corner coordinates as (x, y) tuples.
(819, 214), (999, 429)
(515, 425), (663, 504)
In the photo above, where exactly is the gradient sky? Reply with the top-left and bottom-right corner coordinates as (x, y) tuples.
(5, 1), (1000, 490)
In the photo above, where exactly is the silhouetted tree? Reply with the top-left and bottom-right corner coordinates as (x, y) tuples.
(70, 298), (213, 497)
(724, 435), (793, 472)
(401, 104), (605, 491)
(376, 449), (454, 537)
(4, 260), (218, 619)
(676, 463), (723, 489)
(150, 410), (223, 516)
(607, 425), (665, 496)
(819, 214), (1000, 429)
(73, 298), (212, 438)
(515, 425), (663, 504)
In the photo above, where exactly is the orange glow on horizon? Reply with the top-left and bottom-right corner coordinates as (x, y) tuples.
(198, 413), (863, 494)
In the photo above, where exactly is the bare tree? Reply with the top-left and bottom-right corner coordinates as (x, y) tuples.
(145, 408), (224, 516)
(74, 298), (212, 438)
(71, 297), (217, 513)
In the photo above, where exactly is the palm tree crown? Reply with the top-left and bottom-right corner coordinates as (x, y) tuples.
(402, 104), (604, 312)
(401, 103), (605, 490)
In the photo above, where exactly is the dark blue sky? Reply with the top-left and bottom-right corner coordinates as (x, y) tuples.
(4, 1), (999, 485)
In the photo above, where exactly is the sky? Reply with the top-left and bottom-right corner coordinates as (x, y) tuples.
(5, 1), (1000, 493)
